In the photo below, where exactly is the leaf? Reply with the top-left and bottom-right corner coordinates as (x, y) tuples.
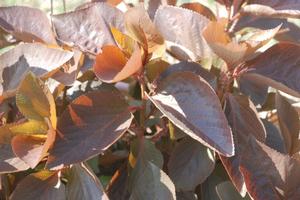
(145, 58), (170, 82)
(47, 88), (133, 168)
(181, 3), (216, 21)
(52, 2), (124, 54)
(65, 164), (108, 200)
(263, 119), (287, 154)
(216, 181), (251, 200)
(244, 42), (300, 97)
(16, 72), (55, 123)
(11, 135), (45, 169)
(129, 158), (176, 200)
(159, 61), (217, 90)
(111, 27), (136, 57)
(129, 138), (163, 169)
(241, 2), (300, 19)
(106, 164), (130, 200)
(275, 92), (300, 155)
(9, 120), (48, 135)
(239, 136), (300, 199)
(148, 71), (234, 156)
(0, 6), (56, 44)
(0, 43), (73, 99)
(168, 137), (215, 191)
(11, 121), (56, 169)
(125, 5), (164, 53)
(0, 126), (30, 173)
(10, 170), (66, 200)
(237, 72), (268, 105)
(220, 94), (266, 197)
(93, 45), (143, 83)
(154, 5), (211, 61)
(203, 20), (281, 67)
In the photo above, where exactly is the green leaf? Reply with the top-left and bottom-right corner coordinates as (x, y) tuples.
(16, 72), (56, 126)
(129, 138), (163, 169)
(65, 164), (108, 200)
(129, 158), (176, 200)
(168, 137), (215, 191)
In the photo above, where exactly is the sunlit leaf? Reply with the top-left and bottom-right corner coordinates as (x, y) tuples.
(10, 170), (66, 200)
(0, 6), (56, 44)
(154, 5), (211, 61)
(0, 126), (30, 173)
(9, 120), (48, 135)
(93, 45), (143, 83)
(0, 43), (73, 99)
(275, 92), (300, 155)
(203, 20), (281, 67)
(47, 87), (133, 168)
(242, 1), (300, 19)
(243, 42), (300, 97)
(16, 72), (54, 123)
(52, 2), (124, 54)
(65, 163), (108, 200)
(168, 137), (215, 191)
(181, 3), (216, 21)
(240, 136), (300, 199)
(125, 5), (164, 53)
(148, 71), (234, 156)
(220, 94), (266, 197)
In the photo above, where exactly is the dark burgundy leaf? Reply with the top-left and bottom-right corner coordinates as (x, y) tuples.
(47, 87), (133, 168)
(244, 42), (300, 97)
(10, 171), (66, 200)
(148, 71), (234, 156)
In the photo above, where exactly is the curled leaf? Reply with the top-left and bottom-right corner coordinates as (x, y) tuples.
(93, 45), (143, 83)
(0, 6), (56, 44)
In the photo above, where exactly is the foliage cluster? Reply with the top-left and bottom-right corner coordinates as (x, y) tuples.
(0, 0), (300, 199)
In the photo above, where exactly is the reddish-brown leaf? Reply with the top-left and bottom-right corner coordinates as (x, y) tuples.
(244, 42), (300, 97)
(148, 71), (234, 156)
(154, 5), (211, 61)
(242, 0), (300, 19)
(10, 171), (66, 200)
(275, 92), (300, 155)
(93, 45), (143, 83)
(125, 6), (164, 53)
(0, 6), (56, 44)
(240, 136), (300, 199)
(181, 3), (216, 21)
(47, 88), (133, 168)
(52, 2), (124, 54)
(0, 126), (30, 173)
(0, 43), (73, 99)
(220, 94), (266, 197)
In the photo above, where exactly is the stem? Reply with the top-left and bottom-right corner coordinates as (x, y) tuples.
(62, 0), (66, 12)
(50, 0), (53, 15)
(138, 75), (146, 131)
